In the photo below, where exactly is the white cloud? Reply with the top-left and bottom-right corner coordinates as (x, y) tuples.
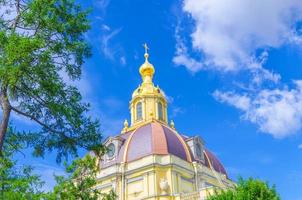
(101, 24), (111, 31)
(171, 106), (185, 118)
(214, 81), (302, 138)
(175, 0), (302, 74)
(173, 29), (204, 73)
(99, 27), (127, 65)
(173, 53), (203, 73)
(100, 27), (122, 60)
(95, 0), (111, 16)
(176, 0), (302, 139)
(213, 91), (251, 111)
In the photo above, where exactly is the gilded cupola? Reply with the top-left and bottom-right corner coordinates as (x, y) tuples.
(125, 44), (168, 131)
(139, 47), (155, 83)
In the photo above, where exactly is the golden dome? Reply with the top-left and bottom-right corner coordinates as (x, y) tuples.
(139, 52), (155, 78)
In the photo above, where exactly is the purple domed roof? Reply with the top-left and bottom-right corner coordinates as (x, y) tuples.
(100, 122), (228, 177)
(101, 122), (192, 168)
(204, 149), (227, 177)
(125, 122), (192, 162)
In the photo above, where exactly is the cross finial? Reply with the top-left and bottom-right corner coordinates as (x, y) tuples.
(143, 43), (149, 61)
(143, 43), (149, 54)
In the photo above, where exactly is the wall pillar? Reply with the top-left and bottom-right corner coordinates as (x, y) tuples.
(120, 162), (126, 200)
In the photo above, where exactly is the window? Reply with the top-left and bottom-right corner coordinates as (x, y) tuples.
(196, 142), (202, 159)
(107, 143), (115, 158)
(158, 102), (163, 120)
(136, 102), (142, 120)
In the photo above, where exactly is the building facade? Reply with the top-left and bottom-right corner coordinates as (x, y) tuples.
(95, 46), (235, 200)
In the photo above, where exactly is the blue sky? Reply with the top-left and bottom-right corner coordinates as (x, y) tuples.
(11, 0), (302, 199)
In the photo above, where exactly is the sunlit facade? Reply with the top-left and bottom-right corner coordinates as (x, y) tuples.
(95, 45), (235, 200)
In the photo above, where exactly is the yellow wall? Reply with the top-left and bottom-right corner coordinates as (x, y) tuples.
(97, 154), (234, 200)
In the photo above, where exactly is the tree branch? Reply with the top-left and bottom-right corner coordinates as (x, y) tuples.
(11, 0), (21, 31)
(0, 86), (12, 154)
(5, 140), (26, 157)
(16, 84), (48, 108)
(10, 106), (64, 135)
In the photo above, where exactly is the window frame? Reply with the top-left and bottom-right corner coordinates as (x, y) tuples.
(136, 102), (143, 121)
(158, 101), (164, 121)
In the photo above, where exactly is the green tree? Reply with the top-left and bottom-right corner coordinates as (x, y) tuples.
(0, 127), (46, 200)
(0, 157), (45, 200)
(208, 177), (280, 200)
(0, 128), (116, 200)
(0, 0), (116, 198)
(0, 0), (101, 161)
(46, 154), (117, 200)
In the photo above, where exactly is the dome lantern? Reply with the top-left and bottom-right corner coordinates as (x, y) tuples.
(128, 44), (168, 130)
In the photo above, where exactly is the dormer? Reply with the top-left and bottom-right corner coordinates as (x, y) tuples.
(186, 136), (205, 163)
(103, 136), (124, 162)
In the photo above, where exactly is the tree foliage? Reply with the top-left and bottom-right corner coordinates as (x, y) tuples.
(0, 128), (116, 200)
(46, 154), (117, 200)
(0, 157), (45, 200)
(0, 128), (46, 200)
(0, 0), (117, 198)
(208, 177), (280, 200)
(0, 0), (101, 161)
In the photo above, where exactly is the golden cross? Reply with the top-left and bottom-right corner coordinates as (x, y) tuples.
(143, 43), (149, 54)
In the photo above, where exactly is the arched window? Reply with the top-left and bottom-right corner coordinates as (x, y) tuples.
(136, 102), (142, 121)
(158, 102), (163, 120)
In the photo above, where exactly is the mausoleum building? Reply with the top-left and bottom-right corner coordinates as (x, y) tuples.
(95, 46), (235, 200)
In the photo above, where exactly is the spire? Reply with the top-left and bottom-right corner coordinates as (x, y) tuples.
(139, 43), (155, 83)
(143, 43), (149, 61)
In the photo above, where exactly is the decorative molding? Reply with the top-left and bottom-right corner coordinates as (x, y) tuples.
(127, 176), (144, 184)
(94, 182), (112, 190)
(97, 155), (196, 181)
(181, 176), (195, 184)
